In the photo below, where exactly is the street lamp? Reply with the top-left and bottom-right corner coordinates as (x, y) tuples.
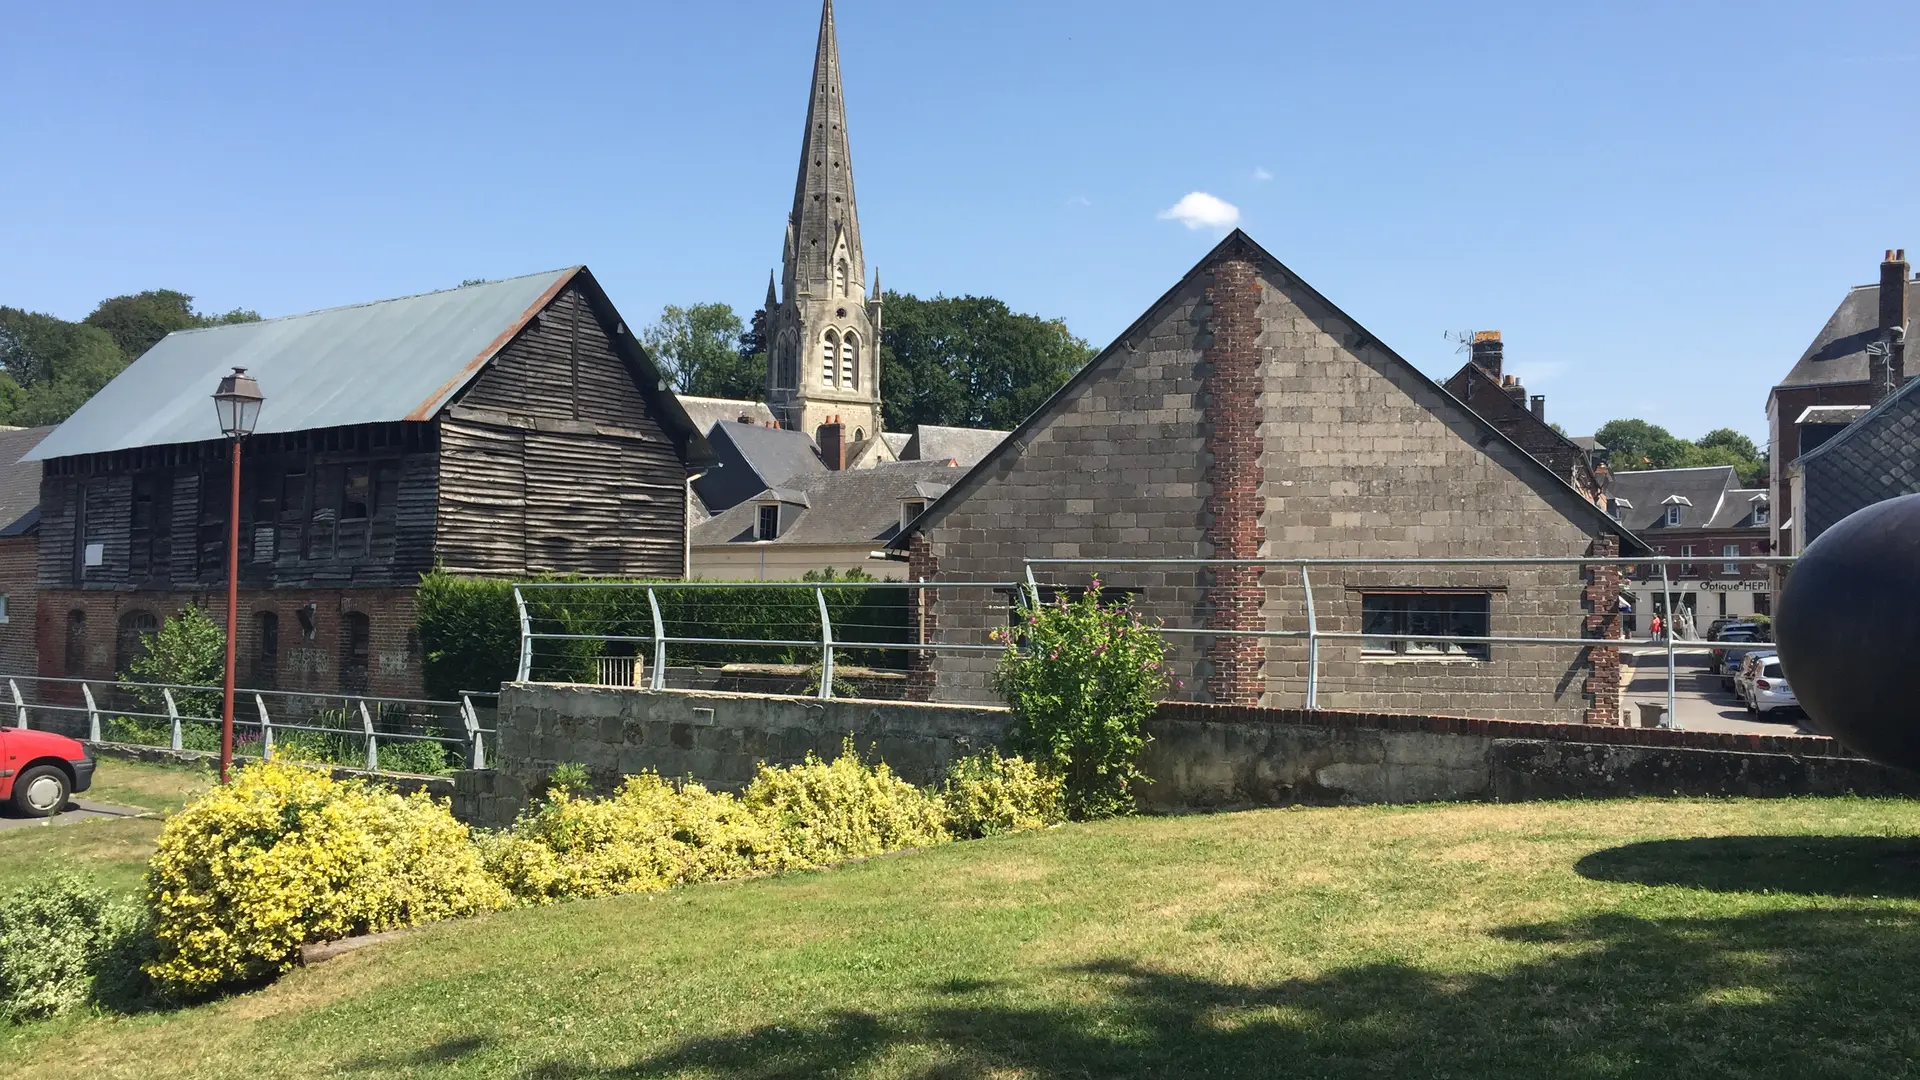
(212, 367), (263, 784)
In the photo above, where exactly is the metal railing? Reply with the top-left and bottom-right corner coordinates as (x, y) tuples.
(4, 673), (497, 773)
(511, 580), (1025, 700)
(1020, 555), (1793, 727)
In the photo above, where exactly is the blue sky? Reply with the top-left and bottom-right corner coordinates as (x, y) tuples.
(5, 1), (1917, 445)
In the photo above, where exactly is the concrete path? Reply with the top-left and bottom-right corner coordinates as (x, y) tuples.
(0, 800), (149, 830)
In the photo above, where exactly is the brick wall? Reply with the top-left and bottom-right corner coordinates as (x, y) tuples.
(1202, 258), (1267, 705)
(0, 536), (37, 677)
(1442, 362), (1602, 505)
(1581, 534), (1623, 723)
(35, 586), (423, 701)
(910, 239), (1627, 723)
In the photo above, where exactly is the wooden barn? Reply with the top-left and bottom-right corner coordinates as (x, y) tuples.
(23, 268), (712, 698)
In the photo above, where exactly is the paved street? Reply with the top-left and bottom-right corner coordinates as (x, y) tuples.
(1621, 647), (1813, 736)
(0, 799), (147, 830)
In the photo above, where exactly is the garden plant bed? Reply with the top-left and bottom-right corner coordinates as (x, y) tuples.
(8, 796), (1920, 1077)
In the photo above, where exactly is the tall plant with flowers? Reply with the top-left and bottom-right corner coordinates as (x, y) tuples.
(990, 580), (1173, 819)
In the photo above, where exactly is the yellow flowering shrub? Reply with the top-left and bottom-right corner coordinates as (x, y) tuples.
(144, 761), (506, 996)
(483, 773), (777, 902)
(939, 750), (1066, 839)
(742, 741), (950, 871)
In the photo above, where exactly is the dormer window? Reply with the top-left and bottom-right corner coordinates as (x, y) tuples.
(900, 500), (925, 532)
(1754, 505), (1769, 526)
(757, 504), (779, 541)
(1666, 506), (1682, 526)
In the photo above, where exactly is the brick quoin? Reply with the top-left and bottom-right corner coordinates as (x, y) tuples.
(1580, 534), (1624, 724)
(904, 534), (939, 702)
(1202, 256), (1266, 705)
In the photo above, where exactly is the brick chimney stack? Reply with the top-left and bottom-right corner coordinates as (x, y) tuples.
(1470, 330), (1503, 380)
(1875, 248), (1909, 403)
(1502, 373), (1526, 407)
(1530, 395), (1546, 422)
(817, 416), (846, 470)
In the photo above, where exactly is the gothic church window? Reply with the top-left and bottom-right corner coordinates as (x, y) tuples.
(823, 331), (840, 387)
(843, 332), (859, 388)
(835, 260), (848, 295)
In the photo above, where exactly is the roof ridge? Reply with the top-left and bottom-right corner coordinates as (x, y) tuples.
(163, 267), (582, 338)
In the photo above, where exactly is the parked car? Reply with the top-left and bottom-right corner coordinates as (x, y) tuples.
(0, 728), (94, 817)
(1747, 657), (1799, 718)
(1719, 646), (1764, 691)
(1706, 618), (1757, 642)
(1734, 650), (1779, 704)
(1711, 626), (1761, 666)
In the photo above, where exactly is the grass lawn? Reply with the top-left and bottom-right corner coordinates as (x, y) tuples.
(9, 796), (1920, 1078)
(0, 757), (212, 896)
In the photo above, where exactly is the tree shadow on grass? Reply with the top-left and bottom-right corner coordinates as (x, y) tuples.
(514, 907), (1920, 1079)
(346, 1033), (490, 1072)
(1576, 835), (1920, 898)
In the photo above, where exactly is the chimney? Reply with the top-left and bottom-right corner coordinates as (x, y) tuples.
(1502, 373), (1526, 407)
(817, 415), (845, 470)
(1470, 330), (1503, 380)
(1875, 248), (1909, 402)
(1530, 395), (1546, 422)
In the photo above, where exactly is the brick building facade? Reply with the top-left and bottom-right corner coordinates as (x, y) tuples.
(1442, 333), (1606, 506)
(1603, 466), (1770, 625)
(893, 231), (1644, 724)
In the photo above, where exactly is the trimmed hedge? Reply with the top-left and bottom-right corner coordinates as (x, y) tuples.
(417, 570), (912, 698)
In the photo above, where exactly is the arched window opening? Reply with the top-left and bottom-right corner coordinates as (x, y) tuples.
(855, 428), (865, 443)
(253, 611), (279, 690)
(835, 260), (849, 296)
(822, 330), (840, 387)
(842, 332), (859, 389)
(341, 612), (371, 695)
(115, 610), (159, 679)
(64, 610), (87, 677)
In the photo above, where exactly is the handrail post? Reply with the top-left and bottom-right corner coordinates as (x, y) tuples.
(513, 586), (534, 683)
(646, 588), (667, 691)
(1023, 562), (1041, 611)
(163, 688), (182, 750)
(358, 699), (378, 772)
(816, 587), (835, 700)
(8, 679), (25, 730)
(1661, 562), (1676, 729)
(461, 693), (486, 770)
(256, 694), (272, 761)
(82, 682), (101, 743)
(1302, 567), (1319, 710)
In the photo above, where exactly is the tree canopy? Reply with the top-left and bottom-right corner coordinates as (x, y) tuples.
(1594, 418), (1767, 487)
(879, 292), (1094, 432)
(0, 290), (260, 427)
(641, 302), (766, 401)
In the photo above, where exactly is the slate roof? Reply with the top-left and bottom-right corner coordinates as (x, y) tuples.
(1602, 467), (1748, 532)
(1706, 489), (1769, 529)
(680, 396), (776, 437)
(1775, 280), (1920, 390)
(902, 425), (1008, 466)
(1571, 436), (1604, 453)
(880, 432), (911, 457)
(0, 426), (54, 535)
(24, 267), (711, 465)
(1799, 374), (1920, 543)
(690, 421), (825, 515)
(891, 230), (1647, 555)
(693, 459), (966, 547)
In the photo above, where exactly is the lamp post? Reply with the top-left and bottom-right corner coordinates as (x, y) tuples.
(212, 367), (263, 784)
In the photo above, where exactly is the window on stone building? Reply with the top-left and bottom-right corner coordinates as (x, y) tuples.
(1361, 592), (1491, 660)
(253, 611), (279, 689)
(1722, 544), (1740, 574)
(757, 504), (780, 541)
(1666, 506), (1682, 526)
(843, 332), (858, 388)
(1679, 545), (1695, 577)
(835, 260), (848, 295)
(341, 612), (371, 695)
(115, 611), (159, 678)
(822, 331), (840, 387)
(900, 500), (925, 533)
(64, 610), (86, 676)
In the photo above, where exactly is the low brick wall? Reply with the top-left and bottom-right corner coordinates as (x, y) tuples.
(452, 687), (1920, 825)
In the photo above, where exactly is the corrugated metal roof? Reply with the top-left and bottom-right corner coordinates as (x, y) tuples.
(25, 269), (577, 462)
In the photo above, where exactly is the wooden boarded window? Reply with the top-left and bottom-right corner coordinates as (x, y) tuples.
(305, 463), (341, 561)
(129, 473), (172, 584)
(252, 611), (279, 689)
(197, 462), (229, 580)
(339, 463), (372, 559)
(341, 611), (371, 695)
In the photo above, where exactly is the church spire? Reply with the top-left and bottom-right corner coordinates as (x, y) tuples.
(784, 0), (861, 301)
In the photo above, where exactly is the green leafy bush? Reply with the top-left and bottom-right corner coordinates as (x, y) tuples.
(940, 750), (1066, 839)
(0, 875), (146, 1023)
(272, 730), (452, 776)
(123, 607), (226, 721)
(992, 583), (1173, 819)
(742, 741), (950, 870)
(483, 774), (777, 902)
(143, 761), (506, 996)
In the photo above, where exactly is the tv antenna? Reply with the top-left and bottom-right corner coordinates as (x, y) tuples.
(1442, 329), (1480, 356)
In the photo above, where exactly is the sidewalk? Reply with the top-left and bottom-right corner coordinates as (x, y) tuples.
(1619, 647), (1815, 737)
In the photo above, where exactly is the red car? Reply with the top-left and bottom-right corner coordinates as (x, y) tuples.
(0, 728), (95, 817)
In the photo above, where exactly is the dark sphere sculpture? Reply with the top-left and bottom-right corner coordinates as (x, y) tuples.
(1775, 493), (1920, 769)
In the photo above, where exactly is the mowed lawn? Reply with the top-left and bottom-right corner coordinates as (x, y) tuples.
(8, 787), (1920, 1079)
(0, 757), (212, 895)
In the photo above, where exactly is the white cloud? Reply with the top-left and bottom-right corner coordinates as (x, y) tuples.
(1067, 194), (1092, 207)
(1254, 167), (1273, 182)
(1158, 191), (1240, 231)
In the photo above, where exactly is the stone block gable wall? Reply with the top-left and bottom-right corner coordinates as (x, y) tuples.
(911, 247), (1619, 723)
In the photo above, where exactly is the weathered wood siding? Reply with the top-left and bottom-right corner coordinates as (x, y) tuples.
(38, 425), (439, 591)
(435, 285), (690, 578)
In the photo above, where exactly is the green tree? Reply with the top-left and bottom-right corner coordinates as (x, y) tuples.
(642, 303), (764, 400)
(123, 607), (227, 721)
(83, 290), (258, 362)
(0, 309), (128, 426)
(1696, 428), (1761, 462)
(1596, 418), (1767, 486)
(880, 292), (1094, 432)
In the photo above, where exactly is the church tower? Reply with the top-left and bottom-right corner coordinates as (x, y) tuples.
(765, 0), (883, 443)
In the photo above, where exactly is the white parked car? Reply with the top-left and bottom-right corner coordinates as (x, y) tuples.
(1746, 657), (1799, 718)
(1734, 650), (1778, 705)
